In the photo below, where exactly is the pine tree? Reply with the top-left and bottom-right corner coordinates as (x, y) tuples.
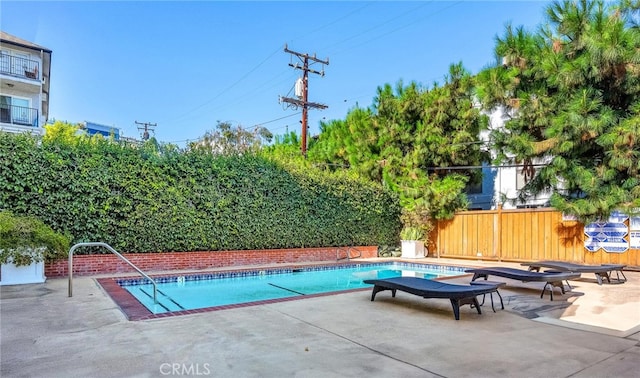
(476, 0), (640, 222)
(309, 63), (489, 232)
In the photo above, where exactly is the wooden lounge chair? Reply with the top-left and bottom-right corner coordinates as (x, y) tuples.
(363, 277), (501, 320)
(521, 261), (627, 285)
(464, 267), (581, 300)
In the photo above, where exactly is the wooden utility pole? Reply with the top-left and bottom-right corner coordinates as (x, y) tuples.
(280, 44), (328, 156)
(135, 121), (157, 141)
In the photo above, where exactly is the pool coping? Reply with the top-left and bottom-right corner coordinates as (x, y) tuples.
(97, 261), (469, 321)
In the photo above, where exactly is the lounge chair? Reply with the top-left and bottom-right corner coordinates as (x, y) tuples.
(363, 277), (501, 320)
(464, 267), (581, 300)
(521, 261), (627, 285)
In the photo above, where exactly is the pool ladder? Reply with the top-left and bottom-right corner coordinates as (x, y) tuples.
(336, 246), (362, 261)
(67, 242), (158, 303)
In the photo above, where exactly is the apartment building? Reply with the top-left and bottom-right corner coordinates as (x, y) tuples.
(466, 106), (553, 210)
(81, 120), (121, 140)
(0, 31), (52, 135)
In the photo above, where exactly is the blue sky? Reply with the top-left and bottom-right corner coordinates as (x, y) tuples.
(1, 1), (548, 146)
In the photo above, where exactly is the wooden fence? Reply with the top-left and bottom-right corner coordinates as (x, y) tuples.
(430, 207), (639, 269)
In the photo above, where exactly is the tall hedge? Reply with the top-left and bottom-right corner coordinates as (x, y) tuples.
(0, 132), (401, 253)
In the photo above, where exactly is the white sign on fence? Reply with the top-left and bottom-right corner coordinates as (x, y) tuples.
(584, 214), (629, 253)
(630, 231), (640, 250)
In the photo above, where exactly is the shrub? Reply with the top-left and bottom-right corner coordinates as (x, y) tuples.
(0, 211), (70, 266)
(0, 131), (401, 254)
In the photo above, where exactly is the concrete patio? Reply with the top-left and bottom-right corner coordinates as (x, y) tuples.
(1, 259), (639, 377)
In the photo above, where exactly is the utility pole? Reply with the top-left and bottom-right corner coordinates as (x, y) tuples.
(279, 44), (329, 156)
(135, 121), (157, 141)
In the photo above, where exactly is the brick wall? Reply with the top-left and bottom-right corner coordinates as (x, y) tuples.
(45, 246), (378, 277)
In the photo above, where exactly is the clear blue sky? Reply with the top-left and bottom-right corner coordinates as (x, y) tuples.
(1, 1), (548, 146)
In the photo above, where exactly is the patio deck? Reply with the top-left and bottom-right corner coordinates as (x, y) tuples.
(1, 259), (639, 377)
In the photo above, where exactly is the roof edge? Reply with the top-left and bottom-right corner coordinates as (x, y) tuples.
(0, 31), (52, 53)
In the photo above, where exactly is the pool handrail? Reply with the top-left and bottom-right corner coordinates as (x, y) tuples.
(68, 242), (157, 303)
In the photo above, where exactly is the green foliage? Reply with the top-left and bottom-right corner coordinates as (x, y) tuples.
(0, 128), (400, 254)
(475, 0), (640, 222)
(43, 120), (83, 144)
(188, 121), (273, 155)
(0, 211), (70, 266)
(399, 227), (424, 241)
(308, 64), (489, 236)
(261, 131), (307, 164)
(377, 244), (401, 257)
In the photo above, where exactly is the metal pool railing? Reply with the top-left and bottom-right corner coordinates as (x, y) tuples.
(67, 242), (157, 303)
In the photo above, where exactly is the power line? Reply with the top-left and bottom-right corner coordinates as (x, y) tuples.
(164, 46), (283, 124)
(280, 45), (329, 157)
(171, 4), (370, 126)
(161, 3), (467, 144)
(296, 2), (373, 40)
(256, 112), (301, 127)
(163, 5), (384, 132)
(167, 5), (371, 126)
(321, 2), (429, 56)
(330, 1), (465, 57)
(164, 112), (301, 144)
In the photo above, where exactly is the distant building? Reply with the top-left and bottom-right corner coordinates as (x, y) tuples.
(466, 106), (552, 210)
(81, 121), (120, 140)
(0, 31), (52, 135)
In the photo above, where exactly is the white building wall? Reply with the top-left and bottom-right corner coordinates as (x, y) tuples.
(0, 43), (46, 133)
(482, 106), (553, 210)
(1, 87), (39, 108)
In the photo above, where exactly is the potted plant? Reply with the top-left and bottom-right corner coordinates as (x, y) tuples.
(400, 226), (426, 258)
(0, 211), (70, 285)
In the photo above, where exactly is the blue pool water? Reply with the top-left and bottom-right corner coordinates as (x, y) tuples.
(119, 262), (466, 314)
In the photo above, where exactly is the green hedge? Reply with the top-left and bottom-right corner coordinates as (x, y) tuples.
(0, 132), (401, 253)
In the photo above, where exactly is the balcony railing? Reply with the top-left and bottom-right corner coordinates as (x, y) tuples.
(0, 54), (40, 81)
(0, 104), (39, 127)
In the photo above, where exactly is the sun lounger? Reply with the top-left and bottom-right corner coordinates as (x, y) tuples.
(464, 267), (581, 300)
(521, 261), (627, 285)
(602, 264), (628, 283)
(363, 277), (501, 320)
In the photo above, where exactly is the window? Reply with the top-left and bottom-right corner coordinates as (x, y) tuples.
(0, 51), (9, 73)
(0, 49), (34, 77)
(0, 96), (9, 123)
(0, 95), (33, 126)
(465, 180), (483, 195)
(11, 98), (30, 124)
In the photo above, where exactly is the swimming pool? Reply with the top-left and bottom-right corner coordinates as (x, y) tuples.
(100, 262), (467, 320)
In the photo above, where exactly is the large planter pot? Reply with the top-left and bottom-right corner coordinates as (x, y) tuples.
(401, 240), (426, 259)
(0, 260), (46, 285)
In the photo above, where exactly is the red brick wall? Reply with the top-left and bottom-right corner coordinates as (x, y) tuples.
(45, 246), (378, 277)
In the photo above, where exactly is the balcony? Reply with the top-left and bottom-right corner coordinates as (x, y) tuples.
(0, 104), (39, 128)
(0, 54), (40, 81)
